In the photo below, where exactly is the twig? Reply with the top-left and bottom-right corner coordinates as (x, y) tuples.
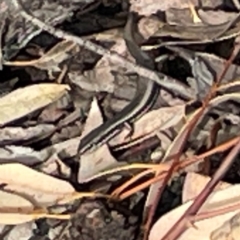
(161, 136), (240, 240)
(159, 41), (240, 240)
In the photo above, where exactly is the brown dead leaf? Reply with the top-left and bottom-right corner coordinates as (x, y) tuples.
(178, 51), (240, 85)
(78, 144), (127, 183)
(198, 10), (239, 25)
(183, 172), (231, 203)
(165, 6), (202, 25)
(0, 83), (69, 126)
(68, 31), (133, 93)
(166, 8), (236, 26)
(149, 184), (240, 240)
(138, 17), (161, 40)
(130, 0), (223, 17)
(3, 40), (78, 75)
(130, 0), (193, 16)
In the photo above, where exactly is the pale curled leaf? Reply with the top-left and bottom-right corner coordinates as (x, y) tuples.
(149, 184), (240, 240)
(0, 83), (70, 126)
(33, 40), (77, 69)
(0, 190), (34, 212)
(0, 190), (34, 225)
(0, 163), (75, 206)
(198, 9), (239, 25)
(130, 0), (223, 20)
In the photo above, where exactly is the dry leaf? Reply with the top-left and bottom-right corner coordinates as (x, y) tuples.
(69, 31), (132, 93)
(40, 136), (80, 177)
(130, 0), (223, 18)
(109, 105), (186, 148)
(78, 98), (126, 183)
(78, 145), (126, 183)
(145, 92), (240, 214)
(0, 163), (75, 206)
(78, 103), (185, 182)
(130, 0), (194, 16)
(4, 221), (35, 239)
(0, 211), (70, 225)
(210, 212), (240, 240)
(0, 190), (34, 212)
(188, 1), (202, 23)
(68, 40), (128, 93)
(0, 124), (55, 146)
(81, 97), (105, 137)
(138, 17), (161, 40)
(0, 190), (34, 224)
(0, 145), (50, 165)
(198, 9), (239, 25)
(0, 83), (70, 126)
(0, 213), (39, 225)
(183, 172), (231, 203)
(149, 184), (240, 240)
(0, 164), (101, 224)
(3, 40), (78, 73)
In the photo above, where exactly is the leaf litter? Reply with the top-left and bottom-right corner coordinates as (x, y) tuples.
(3, 0), (240, 239)
(3, 40), (79, 76)
(0, 83), (70, 126)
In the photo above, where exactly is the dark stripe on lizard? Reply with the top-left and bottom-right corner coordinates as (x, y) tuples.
(77, 12), (160, 155)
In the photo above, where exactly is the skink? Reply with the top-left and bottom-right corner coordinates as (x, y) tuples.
(77, 13), (160, 155)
